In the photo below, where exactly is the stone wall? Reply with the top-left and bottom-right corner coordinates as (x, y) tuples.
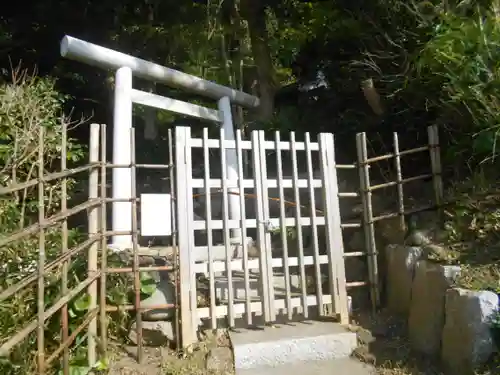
(385, 244), (499, 374)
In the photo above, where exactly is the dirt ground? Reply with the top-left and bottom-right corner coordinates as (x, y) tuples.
(107, 329), (234, 375)
(106, 308), (499, 375)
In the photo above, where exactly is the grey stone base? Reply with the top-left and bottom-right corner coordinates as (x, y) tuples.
(236, 358), (375, 375)
(229, 321), (357, 371)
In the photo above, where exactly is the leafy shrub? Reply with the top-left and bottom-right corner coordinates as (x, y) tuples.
(0, 68), (89, 374)
(414, 3), (500, 166)
(0, 68), (159, 374)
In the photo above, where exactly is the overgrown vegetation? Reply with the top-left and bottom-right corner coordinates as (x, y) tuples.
(439, 171), (500, 292)
(0, 69), (159, 375)
(0, 68), (86, 374)
(2, 0), (500, 374)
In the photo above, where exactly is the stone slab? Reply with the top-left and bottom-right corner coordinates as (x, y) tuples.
(230, 321), (357, 370)
(236, 358), (375, 375)
(408, 260), (460, 356)
(441, 288), (499, 374)
(386, 244), (422, 314)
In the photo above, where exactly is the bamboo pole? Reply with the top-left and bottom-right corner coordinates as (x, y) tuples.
(37, 125), (46, 374)
(87, 123), (100, 366)
(356, 132), (380, 311)
(393, 132), (405, 232)
(99, 124), (109, 359)
(60, 121), (70, 375)
(428, 125), (444, 221)
(130, 127), (144, 363)
(167, 128), (180, 350)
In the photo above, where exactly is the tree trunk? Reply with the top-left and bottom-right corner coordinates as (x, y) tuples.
(241, 0), (277, 122)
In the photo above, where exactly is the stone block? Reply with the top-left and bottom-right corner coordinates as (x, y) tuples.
(206, 347), (234, 373)
(142, 279), (176, 321)
(408, 261), (460, 356)
(230, 321), (357, 370)
(386, 245), (422, 314)
(128, 320), (175, 347)
(441, 288), (499, 374)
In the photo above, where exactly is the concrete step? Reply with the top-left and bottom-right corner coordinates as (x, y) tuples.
(236, 358), (375, 375)
(229, 320), (358, 372)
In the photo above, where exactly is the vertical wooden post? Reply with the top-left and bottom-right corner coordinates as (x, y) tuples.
(318, 133), (349, 324)
(258, 130), (275, 322)
(305, 132), (323, 313)
(87, 123), (100, 366)
(274, 131), (293, 321)
(37, 125), (46, 374)
(251, 130), (272, 322)
(356, 132), (380, 312)
(60, 122), (70, 375)
(236, 129), (252, 325)
(99, 124), (108, 361)
(175, 127), (195, 348)
(185, 128), (198, 342)
(289, 132), (308, 319)
(393, 132), (405, 232)
(428, 125), (444, 219)
(220, 127), (236, 327)
(129, 128), (143, 363)
(167, 127), (180, 350)
(202, 128), (217, 329)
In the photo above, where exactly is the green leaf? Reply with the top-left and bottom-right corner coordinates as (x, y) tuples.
(73, 293), (91, 312)
(140, 273), (157, 296)
(58, 366), (90, 375)
(93, 359), (109, 371)
(473, 130), (498, 155)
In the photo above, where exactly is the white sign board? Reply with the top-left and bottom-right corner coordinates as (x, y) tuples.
(140, 194), (172, 236)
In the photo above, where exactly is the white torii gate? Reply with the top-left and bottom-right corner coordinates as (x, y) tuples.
(60, 35), (259, 251)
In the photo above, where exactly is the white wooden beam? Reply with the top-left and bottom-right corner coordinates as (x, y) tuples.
(60, 35), (260, 108)
(131, 89), (222, 122)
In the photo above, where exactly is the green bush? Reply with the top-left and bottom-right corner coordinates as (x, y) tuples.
(328, 1), (500, 172)
(0, 69), (159, 374)
(414, 3), (500, 166)
(0, 69), (89, 374)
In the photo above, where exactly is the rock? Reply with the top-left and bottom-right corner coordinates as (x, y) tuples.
(128, 320), (175, 346)
(201, 329), (229, 346)
(404, 215), (432, 247)
(142, 280), (176, 321)
(386, 245), (422, 315)
(205, 347), (233, 373)
(351, 345), (376, 365)
(408, 261), (460, 356)
(404, 230), (431, 247)
(441, 288), (499, 374)
(355, 327), (375, 345)
(422, 243), (451, 263)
